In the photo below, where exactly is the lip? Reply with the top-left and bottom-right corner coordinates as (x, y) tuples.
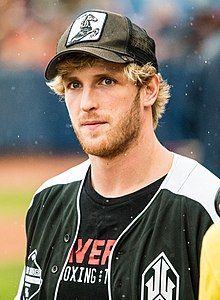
(81, 120), (108, 130)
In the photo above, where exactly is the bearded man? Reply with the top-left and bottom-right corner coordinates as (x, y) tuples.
(16, 9), (220, 300)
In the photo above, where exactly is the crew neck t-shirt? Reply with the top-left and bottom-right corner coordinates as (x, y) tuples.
(58, 169), (165, 300)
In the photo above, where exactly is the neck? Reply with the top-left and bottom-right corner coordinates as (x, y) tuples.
(89, 131), (173, 198)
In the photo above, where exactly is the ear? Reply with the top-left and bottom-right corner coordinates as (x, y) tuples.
(140, 75), (160, 108)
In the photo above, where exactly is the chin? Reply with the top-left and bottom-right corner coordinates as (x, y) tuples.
(82, 141), (130, 159)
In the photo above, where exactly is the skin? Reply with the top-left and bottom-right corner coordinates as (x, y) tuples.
(63, 61), (173, 198)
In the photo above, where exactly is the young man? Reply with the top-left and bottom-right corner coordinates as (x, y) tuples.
(16, 9), (220, 300)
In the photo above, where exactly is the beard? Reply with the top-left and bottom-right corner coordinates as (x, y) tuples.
(73, 91), (141, 159)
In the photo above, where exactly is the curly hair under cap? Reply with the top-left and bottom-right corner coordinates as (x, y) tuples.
(47, 54), (170, 129)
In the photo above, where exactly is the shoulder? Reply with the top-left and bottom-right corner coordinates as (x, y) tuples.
(163, 153), (220, 222)
(27, 159), (90, 210)
(172, 153), (219, 191)
(35, 159), (90, 195)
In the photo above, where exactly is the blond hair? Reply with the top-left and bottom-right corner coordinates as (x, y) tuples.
(47, 55), (170, 128)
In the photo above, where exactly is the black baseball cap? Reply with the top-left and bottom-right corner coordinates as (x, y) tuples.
(45, 9), (158, 80)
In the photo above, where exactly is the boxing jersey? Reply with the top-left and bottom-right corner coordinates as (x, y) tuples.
(57, 169), (165, 299)
(15, 153), (220, 300)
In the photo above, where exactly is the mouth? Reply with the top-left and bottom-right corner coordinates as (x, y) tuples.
(81, 120), (108, 130)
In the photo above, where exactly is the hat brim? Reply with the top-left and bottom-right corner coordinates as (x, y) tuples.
(45, 47), (134, 80)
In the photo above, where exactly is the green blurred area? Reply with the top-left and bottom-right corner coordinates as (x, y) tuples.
(0, 190), (33, 216)
(0, 190), (32, 299)
(0, 261), (23, 300)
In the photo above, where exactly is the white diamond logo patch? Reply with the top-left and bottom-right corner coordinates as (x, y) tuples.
(66, 11), (107, 46)
(141, 252), (180, 300)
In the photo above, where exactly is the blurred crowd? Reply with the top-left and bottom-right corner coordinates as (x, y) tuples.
(0, 0), (220, 175)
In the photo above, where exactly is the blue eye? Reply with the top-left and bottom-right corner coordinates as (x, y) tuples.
(70, 81), (81, 89)
(102, 78), (115, 85)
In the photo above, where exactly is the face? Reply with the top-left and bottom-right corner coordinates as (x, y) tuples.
(63, 61), (143, 159)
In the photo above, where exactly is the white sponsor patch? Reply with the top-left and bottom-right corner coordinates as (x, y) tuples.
(66, 11), (107, 46)
(24, 249), (43, 299)
(141, 252), (180, 300)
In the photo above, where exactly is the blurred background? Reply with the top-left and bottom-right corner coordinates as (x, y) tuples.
(0, 0), (219, 298)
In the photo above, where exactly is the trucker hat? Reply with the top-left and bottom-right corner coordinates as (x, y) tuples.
(45, 9), (158, 80)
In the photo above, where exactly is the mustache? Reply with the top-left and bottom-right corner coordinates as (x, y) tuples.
(78, 113), (110, 125)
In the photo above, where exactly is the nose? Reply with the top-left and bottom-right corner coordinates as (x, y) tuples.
(80, 86), (99, 112)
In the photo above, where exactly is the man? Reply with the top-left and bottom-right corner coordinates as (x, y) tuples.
(16, 9), (220, 300)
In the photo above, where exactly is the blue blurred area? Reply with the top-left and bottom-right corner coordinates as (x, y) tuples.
(196, 53), (220, 175)
(0, 68), (82, 154)
(0, 1), (219, 176)
(156, 53), (220, 177)
(157, 59), (198, 143)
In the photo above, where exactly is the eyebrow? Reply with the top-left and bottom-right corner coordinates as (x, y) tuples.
(63, 75), (78, 83)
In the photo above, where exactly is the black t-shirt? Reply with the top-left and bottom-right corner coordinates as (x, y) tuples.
(58, 170), (165, 300)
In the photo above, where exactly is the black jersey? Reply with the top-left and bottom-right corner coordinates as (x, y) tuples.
(16, 153), (220, 300)
(57, 169), (165, 299)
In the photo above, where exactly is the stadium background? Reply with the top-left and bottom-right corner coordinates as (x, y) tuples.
(0, 0), (220, 299)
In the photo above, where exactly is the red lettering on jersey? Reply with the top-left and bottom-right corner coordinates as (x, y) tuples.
(68, 238), (116, 265)
(76, 239), (93, 264)
(69, 248), (74, 263)
(88, 240), (105, 265)
(69, 238), (93, 264)
(101, 239), (115, 265)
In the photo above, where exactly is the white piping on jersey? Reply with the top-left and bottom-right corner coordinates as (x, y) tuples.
(106, 168), (170, 300)
(165, 153), (220, 223)
(14, 161), (90, 300)
(28, 153), (220, 220)
(107, 153), (220, 299)
(35, 159), (90, 194)
(106, 152), (178, 299)
(17, 152), (219, 299)
(28, 159), (90, 209)
(54, 174), (86, 300)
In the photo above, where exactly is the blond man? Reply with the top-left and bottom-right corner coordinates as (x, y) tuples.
(16, 10), (220, 300)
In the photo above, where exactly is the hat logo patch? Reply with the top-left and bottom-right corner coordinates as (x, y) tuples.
(66, 11), (107, 46)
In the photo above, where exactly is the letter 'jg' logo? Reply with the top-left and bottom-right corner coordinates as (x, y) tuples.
(23, 249), (43, 300)
(141, 252), (180, 300)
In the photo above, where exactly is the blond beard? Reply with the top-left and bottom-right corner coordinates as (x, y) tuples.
(73, 91), (141, 159)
